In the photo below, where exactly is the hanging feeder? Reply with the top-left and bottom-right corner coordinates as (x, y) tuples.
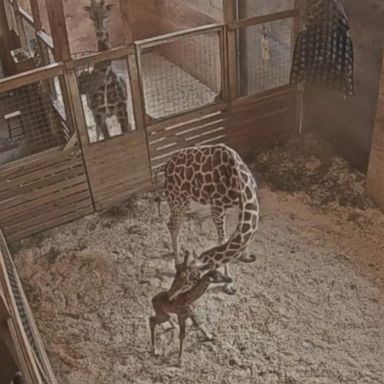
(290, 0), (355, 97)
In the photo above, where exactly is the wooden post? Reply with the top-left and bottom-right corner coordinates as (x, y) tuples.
(45, 0), (70, 61)
(294, 0), (306, 136)
(366, 49), (384, 211)
(30, 0), (42, 31)
(223, 0), (237, 101)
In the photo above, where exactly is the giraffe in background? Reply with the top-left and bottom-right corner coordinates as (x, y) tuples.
(161, 144), (259, 295)
(80, 0), (131, 140)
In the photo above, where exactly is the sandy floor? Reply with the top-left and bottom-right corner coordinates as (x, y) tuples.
(12, 157), (384, 384)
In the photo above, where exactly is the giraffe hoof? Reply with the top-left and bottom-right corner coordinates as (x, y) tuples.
(223, 284), (237, 295)
(239, 254), (256, 263)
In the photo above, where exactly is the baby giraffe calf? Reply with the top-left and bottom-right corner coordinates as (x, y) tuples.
(150, 266), (231, 364)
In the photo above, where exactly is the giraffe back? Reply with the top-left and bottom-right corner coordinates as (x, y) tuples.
(164, 144), (243, 208)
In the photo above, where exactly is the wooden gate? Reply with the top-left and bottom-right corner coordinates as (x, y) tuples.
(69, 48), (152, 211)
(135, 25), (229, 178)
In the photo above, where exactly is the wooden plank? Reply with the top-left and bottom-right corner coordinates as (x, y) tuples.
(148, 102), (227, 131)
(0, 150), (81, 183)
(229, 9), (299, 30)
(0, 164), (85, 202)
(6, 206), (93, 241)
(72, 46), (133, 66)
(0, 174), (88, 211)
(148, 111), (224, 135)
(46, 0), (70, 61)
(149, 121), (227, 152)
(4, 198), (91, 233)
(150, 128), (227, 160)
(0, 63), (63, 93)
(36, 30), (53, 49)
(18, 7), (34, 25)
(95, 179), (151, 204)
(135, 24), (222, 50)
(1, 188), (91, 223)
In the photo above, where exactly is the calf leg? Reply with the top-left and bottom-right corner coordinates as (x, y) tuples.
(149, 314), (169, 356)
(177, 315), (187, 365)
(190, 313), (213, 341)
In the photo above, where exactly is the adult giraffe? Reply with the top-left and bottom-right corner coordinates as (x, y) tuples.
(162, 143), (259, 295)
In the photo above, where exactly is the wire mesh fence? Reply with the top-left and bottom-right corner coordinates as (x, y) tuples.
(0, 74), (70, 166)
(76, 57), (136, 144)
(238, 18), (293, 95)
(138, 29), (223, 121)
(236, 0), (295, 19)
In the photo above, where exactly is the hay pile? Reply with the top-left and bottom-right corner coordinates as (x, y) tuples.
(251, 133), (374, 209)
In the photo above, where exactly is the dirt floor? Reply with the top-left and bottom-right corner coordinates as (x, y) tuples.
(11, 134), (384, 384)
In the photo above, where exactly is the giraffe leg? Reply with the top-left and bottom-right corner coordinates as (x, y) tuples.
(167, 199), (188, 268)
(95, 114), (109, 140)
(211, 205), (236, 294)
(190, 313), (214, 341)
(239, 246), (257, 263)
(149, 314), (169, 356)
(90, 109), (102, 141)
(117, 103), (131, 133)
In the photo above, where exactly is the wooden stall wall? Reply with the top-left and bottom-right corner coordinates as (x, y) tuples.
(303, 0), (384, 171)
(228, 87), (297, 157)
(70, 47), (152, 212)
(226, 1), (300, 157)
(367, 52), (384, 211)
(0, 230), (58, 384)
(0, 145), (93, 242)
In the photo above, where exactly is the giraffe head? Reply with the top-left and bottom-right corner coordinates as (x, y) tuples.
(83, 0), (114, 41)
(168, 248), (201, 301)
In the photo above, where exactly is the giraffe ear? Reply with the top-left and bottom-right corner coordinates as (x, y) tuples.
(105, 4), (114, 11)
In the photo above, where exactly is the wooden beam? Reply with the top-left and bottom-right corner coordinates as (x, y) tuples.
(0, 63), (64, 93)
(45, 0), (70, 61)
(30, 0), (42, 31)
(135, 24), (222, 49)
(223, 0), (237, 102)
(228, 9), (299, 30)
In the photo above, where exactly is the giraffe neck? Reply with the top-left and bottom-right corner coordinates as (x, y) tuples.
(96, 30), (111, 51)
(173, 274), (211, 304)
(199, 151), (259, 270)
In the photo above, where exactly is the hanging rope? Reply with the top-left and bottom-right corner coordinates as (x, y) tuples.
(290, 0), (355, 97)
